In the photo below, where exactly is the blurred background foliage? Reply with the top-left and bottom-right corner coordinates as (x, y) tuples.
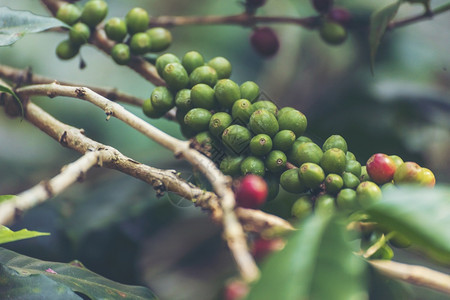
(0, 0), (449, 299)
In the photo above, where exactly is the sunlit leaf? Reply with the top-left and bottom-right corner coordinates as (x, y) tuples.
(0, 226), (49, 245)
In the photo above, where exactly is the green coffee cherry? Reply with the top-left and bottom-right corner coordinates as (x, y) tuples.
(289, 142), (323, 166)
(320, 148), (347, 174)
(252, 100), (278, 116)
(277, 109), (307, 137)
(125, 7), (149, 34)
(296, 136), (312, 144)
(280, 169), (306, 193)
(342, 172), (360, 189)
(191, 84), (217, 110)
(315, 194), (336, 216)
(214, 79), (241, 108)
(175, 108), (187, 124)
(150, 86), (174, 112)
(241, 156), (266, 177)
(209, 112), (232, 137)
(325, 173), (344, 194)
(389, 155), (404, 169)
(67, 23), (90, 46)
(265, 150), (287, 173)
(240, 81), (260, 103)
(80, 0), (108, 28)
(180, 123), (196, 139)
(249, 109), (279, 137)
(360, 166), (372, 182)
(346, 151), (356, 161)
(250, 134), (273, 156)
(298, 163), (325, 189)
(184, 108), (212, 132)
(273, 130), (296, 152)
(111, 43), (130, 65)
(105, 17), (128, 42)
(356, 181), (382, 208)
(207, 56), (232, 79)
(222, 125), (252, 154)
(142, 98), (166, 119)
(182, 51), (204, 74)
(162, 62), (189, 91)
(175, 89), (192, 111)
(265, 173), (281, 201)
(291, 195), (312, 219)
(319, 21), (347, 45)
(129, 32), (152, 55)
(277, 107), (295, 120)
(56, 40), (79, 60)
(56, 3), (81, 26)
(146, 27), (172, 52)
(155, 53), (180, 76)
(220, 156), (244, 176)
(231, 99), (255, 123)
(189, 66), (218, 87)
(336, 188), (358, 211)
(194, 131), (215, 148)
(345, 159), (362, 177)
(322, 135), (348, 152)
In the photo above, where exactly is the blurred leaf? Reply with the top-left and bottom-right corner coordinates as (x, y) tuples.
(246, 215), (367, 300)
(0, 7), (68, 46)
(0, 195), (16, 204)
(0, 226), (49, 245)
(0, 247), (159, 299)
(368, 265), (412, 300)
(0, 83), (23, 117)
(367, 186), (450, 263)
(369, 0), (402, 73)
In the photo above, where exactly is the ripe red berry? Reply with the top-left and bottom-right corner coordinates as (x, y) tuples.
(328, 7), (351, 24)
(235, 175), (268, 208)
(366, 153), (397, 184)
(250, 27), (280, 57)
(311, 0), (333, 13)
(251, 237), (285, 260)
(224, 279), (249, 300)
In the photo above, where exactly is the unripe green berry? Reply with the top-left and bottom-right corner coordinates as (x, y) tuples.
(319, 21), (347, 45)
(389, 155), (404, 169)
(325, 173), (344, 194)
(182, 51), (204, 74)
(345, 159), (362, 177)
(315, 194), (336, 216)
(180, 123), (196, 139)
(207, 56), (232, 79)
(191, 84), (217, 110)
(265, 150), (287, 173)
(291, 195), (312, 219)
(80, 0), (108, 28)
(214, 79), (241, 108)
(146, 27), (172, 52)
(322, 134), (348, 152)
(111, 43), (130, 65)
(241, 156), (266, 177)
(184, 108), (212, 132)
(129, 32), (152, 55)
(142, 98), (166, 119)
(249, 109), (279, 137)
(150, 86), (174, 112)
(232, 99), (255, 123)
(189, 66), (218, 87)
(277, 109), (307, 137)
(194, 131), (215, 148)
(273, 130), (296, 152)
(296, 136), (312, 144)
(155, 53), (180, 76)
(280, 169), (307, 194)
(393, 162), (422, 185)
(299, 163), (325, 189)
(356, 181), (382, 208)
(320, 148), (347, 174)
(220, 156), (245, 176)
(162, 62), (189, 91)
(56, 40), (79, 60)
(265, 173), (281, 201)
(105, 17), (128, 42)
(56, 3), (81, 26)
(175, 108), (187, 124)
(336, 188), (358, 211)
(250, 134), (273, 156)
(360, 166), (372, 182)
(346, 151), (356, 161)
(209, 112), (232, 137)
(222, 125), (252, 154)
(342, 172), (360, 189)
(277, 107), (296, 120)
(252, 100), (278, 116)
(240, 81), (260, 103)
(289, 142), (323, 166)
(175, 89), (192, 111)
(125, 7), (149, 34)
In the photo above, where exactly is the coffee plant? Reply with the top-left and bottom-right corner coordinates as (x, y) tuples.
(0, 0), (449, 299)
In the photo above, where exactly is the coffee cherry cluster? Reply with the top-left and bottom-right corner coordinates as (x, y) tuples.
(56, 2), (172, 63)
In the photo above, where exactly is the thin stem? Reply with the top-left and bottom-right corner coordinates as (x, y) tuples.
(388, 2), (450, 30)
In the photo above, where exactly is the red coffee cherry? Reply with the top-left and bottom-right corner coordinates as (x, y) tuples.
(224, 279), (249, 300)
(235, 174), (268, 209)
(251, 237), (285, 260)
(328, 7), (352, 24)
(250, 27), (280, 57)
(366, 153), (397, 184)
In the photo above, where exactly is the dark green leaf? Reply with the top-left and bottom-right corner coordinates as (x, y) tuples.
(0, 7), (68, 46)
(246, 215), (367, 300)
(0, 226), (50, 245)
(0, 84), (24, 117)
(0, 247), (159, 299)
(369, 1), (402, 73)
(367, 186), (450, 263)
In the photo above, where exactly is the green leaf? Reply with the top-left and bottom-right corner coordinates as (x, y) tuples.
(0, 226), (50, 245)
(0, 247), (159, 299)
(246, 215), (367, 300)
(0, 83), (24, 117)
(0, 195), (16, 204)
(369, 0), (403, 73)
(0, 7), (68, 46)
(367, 186), (450, 263)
